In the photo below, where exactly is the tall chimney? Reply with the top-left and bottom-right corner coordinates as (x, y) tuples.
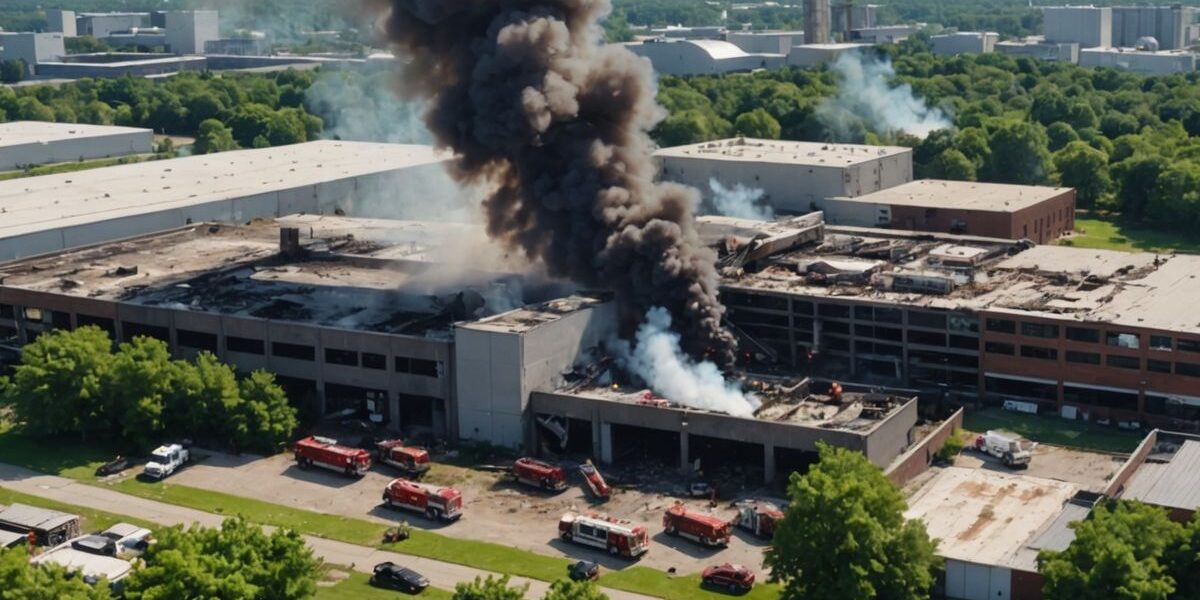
(804, 0), (832, 44)
(279, 227), (301, 258)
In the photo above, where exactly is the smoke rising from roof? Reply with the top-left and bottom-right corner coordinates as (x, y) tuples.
(818, 52), (950, 141)
(378, 0), (737, 365)
(706, 178), (775, 221)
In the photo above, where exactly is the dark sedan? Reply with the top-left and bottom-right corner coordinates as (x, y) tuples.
(370, 562), (430, 594)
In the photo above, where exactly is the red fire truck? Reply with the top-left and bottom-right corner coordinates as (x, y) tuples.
(558, 513), (650, 559)
(293, 436), (371, 477)
(382, 478), (463, 522)
(732, 502), (784, 539)
(511, 457), (567, 492)
(662, 504), (732, 547)
(376, 440), (431, 476)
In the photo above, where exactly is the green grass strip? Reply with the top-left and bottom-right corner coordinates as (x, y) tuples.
(0, 486), (158, 534)
(316, 571), (454, 600)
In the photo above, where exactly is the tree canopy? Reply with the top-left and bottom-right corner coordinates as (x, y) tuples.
(0, 547), (111, 600)
(766, 442), (938, 600)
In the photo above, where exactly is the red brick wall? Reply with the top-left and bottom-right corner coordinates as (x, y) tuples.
(1012, 569), (1046, 600)
(888, 206), (1013, 239)
(1105, 430), (1158, 497)
(885, 408), (965, 486)
(1011, 190), (1076, 243)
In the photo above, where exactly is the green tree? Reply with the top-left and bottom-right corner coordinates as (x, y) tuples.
(654, 109), (725, 146)
(124, 517), (318, 600)
(733, 108), (782, 140)
(1053, 141), (1110, 209)
(928, 148), (976, 181)
(1046, 122), (1079, 152)
(766, 443), (938, 600)
(79, 101), (116, 126)
(184, 93), (226, 131)
(1113, 154), (1168, 219)
(0, 326), (113, 438)
(453, 575), (528, 600)
(193, 119), (239, 155)
(983, 120), (1052, 185)
(0, 546), (111, 600)
(1040, 501), (1180, 600)
(0, 59), (26, 84)
(16, 97), (55, 122)
(1165, 514), (1200, 599)
(542, 579), (607, 600)
(227, 103), (277, 147)
(1147, 162), (1200, 232)
(233, 371), (299, 454)
(106, 337), (184, 451)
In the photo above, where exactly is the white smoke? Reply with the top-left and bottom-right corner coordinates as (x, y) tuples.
(707, 179), (775, 221)
(818, 52), (950, 141)
(305, 68), (433, 145)
(611, 308), (760, 418)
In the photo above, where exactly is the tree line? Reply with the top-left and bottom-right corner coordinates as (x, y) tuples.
(652, 36), (1200, 233)
(0, 326), (298, 454)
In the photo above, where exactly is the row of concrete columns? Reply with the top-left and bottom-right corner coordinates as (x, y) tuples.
(587, 416), (779, 484)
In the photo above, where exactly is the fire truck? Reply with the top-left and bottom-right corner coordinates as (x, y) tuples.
(578, 461), (611, 500)
(662, 504), (732, 547)
(732, 502), (784, 539)
(376, 440), (431, 476)
(293, 436), (371, 477)
(511, 457), (567, 492)
(382, 478), (463, 522)
(558, 513), (650, 559)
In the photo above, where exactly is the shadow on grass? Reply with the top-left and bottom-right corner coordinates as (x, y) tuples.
(0, 427), (125, 478)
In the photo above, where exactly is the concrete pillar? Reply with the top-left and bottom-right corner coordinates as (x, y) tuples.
(388, 394), (401, 432)
(679, 431), (690, 472)
(764, 442), (776, 484)
(599, 422), (613, 465)
(591, 417), (603, 461)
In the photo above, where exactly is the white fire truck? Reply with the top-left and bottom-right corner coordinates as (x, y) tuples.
(558, 513), (650, 559)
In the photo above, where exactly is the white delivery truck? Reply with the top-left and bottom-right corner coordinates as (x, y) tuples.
(974, 430), (1035, 467)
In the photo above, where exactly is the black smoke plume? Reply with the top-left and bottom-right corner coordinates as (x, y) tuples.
(380, 0), (736, 365)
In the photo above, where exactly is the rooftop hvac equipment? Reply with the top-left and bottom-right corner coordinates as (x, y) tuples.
(882, 271), (955, 295)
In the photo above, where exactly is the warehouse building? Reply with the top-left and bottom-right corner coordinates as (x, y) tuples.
(1107, 429), (1200, 522)
(654, 138), (913, 214)
(0, 141), (450, 261)
(0, 122), (153, 171)
(996, 39), (1080, 63)
(1112, 5), (1200, 51)
(45, 10), (77, 37)
(787, 42), (875, 67)
(726, 30), (805, 55)
(76, 13), (149, 38)
(32, 53), (207, 79)
(821, 179), (1076, 242)
(1043, 6), (1112, 49)
(0, 32), (66, 74)
(1080, 47), (1197, 74)
(624, 39), (785, 76)
(164, 10), (220, 55)
(931, 32), (999, 56)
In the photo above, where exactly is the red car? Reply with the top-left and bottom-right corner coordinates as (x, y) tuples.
(702, 563), (755, 594)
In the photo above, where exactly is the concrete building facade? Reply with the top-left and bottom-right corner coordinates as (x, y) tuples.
(0, 33), (66, 73)
(625, 39), (785, 76)
(1080, 47), (1197, 74)
(654, 138), (914, 214)
(726, 31), (804, 55)
(1043, 6), (1112, 49)
(996, 39), (1080, 63)
(822, 180), (1077, 242)
(804, 0), (832, 44)
(832, 2), (878, 41)
(45, 10), (77, 37)
(76, 13), (148, 39)
(165, 10), (220, 55)
(788, 42), (875, 67)
(0, 122), (153, 171)
(33, 54), (206, 78)
(1112, 5), (1198, 50)
(931, 32), (999, 56)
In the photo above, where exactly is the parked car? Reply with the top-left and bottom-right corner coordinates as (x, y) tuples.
(370, 562), (429, 593)
(568, 560), (600, 581)
(702, 563), (755, 594)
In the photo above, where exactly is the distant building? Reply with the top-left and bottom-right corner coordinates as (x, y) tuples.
(45, 10), (77, 37)
(1043, 6), (1112, 49)
(165, 11), (220, 55)
(850, 25), (919, 44)
(205, 37), (272, 57)
(0, 121), (154, 171)
(0, 33), (66, 74)
(648, 25), (726, 40)
(103, 28), (167, 50)
(931, 32), (999, 56)
(726, 30), (804, 54)
(34, 53), (207, 79)
(1108, 430), (1200, 523)
(804, 0), (832, 44)
(1112, 5), (1199, 51)
(788, 42), (874, 67)
(996, 38), (1080, 63)
(1080, 47), (1196, 74)
(625, 39), (785, 76)
(654, 138), (913, 214)
(821, 179), (1077, 243)
(832, 2), (878, 41)
(76, 13), (148, 39)
(0, 504), (80, 546)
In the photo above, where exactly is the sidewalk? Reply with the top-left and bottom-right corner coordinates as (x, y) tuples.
(0, 462), (655, 599)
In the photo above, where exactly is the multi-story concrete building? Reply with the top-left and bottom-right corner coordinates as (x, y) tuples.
(832, 2), (878, 41)
(996, 38), (1080, 63)
(1043, 6), (1112, 49)
(822, 180), (1077, 242)
(33, 53), (206, 78)
(624, 39), (785, 76)
(1112, 5), (1199, 50)
(849, 25), (919, 44)
(0, 141), (451, 261)
(1080, 46), (1197, 74)
(165, 11), (220, 55)
(931, 32), (999, 56)
(788, 41), (876, 66)
(0, 33), (66, 73)
(0, 121), (153, 171)
(654, 138), (913, 214)
(726, 30), (805, 54)
(45, 10), (77, 37)
(76, 13), (148, 39)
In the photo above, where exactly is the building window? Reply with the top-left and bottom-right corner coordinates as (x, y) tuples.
(794, 301), (814, 315)
(325, 348), (359, 367)
(986, 318), (1016, 334)
(818, 304), (851, 319)
(1020, 345), (1058, 361)
(909, 311), (948, 330)
(948, 314), (979, 333)
(949, 335), (978, 350)
(1148, 359), (1172, 374)
(23, 307), (44, 322)
(909, 331), (947, 347)
(1065, 351), (1100, 365)
(122, 322), (169, 343)
(1106, 355), (1140, 370)
(1178, 339), (1200, 354)
(1177, 362), (1200, 378)
(1106, 332), (1140, 349)
(985, 376), (1056, 401)
(226, 336), (265, 355)
(823, 336), (851, 352)
(177, 329), (218, 352)
(1065, 327), (1100, 343)
(412, 358), (439, 378)
(273, 342), (315, 361)
(1021, 322), (1060, 339)
(77, 314), (116, 338)
(854, 306), (872, 320)
(875, 307), (903, 324)
(1149, 336), (1173, 351)
(985, 342), (1015, 355)
(0, 304), (13, 319)
(362, 352), (386, 370)
(1064, 386), (1137, 409)
(824, 321), (850, 335)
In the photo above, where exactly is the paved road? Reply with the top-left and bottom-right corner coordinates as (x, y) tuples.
(0, 463), (656, 600)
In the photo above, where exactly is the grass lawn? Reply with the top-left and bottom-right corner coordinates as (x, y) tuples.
(316, 572), (453, 600)
(0, 486), (157, 534)
(1062, 214), (1200, 254)
(963, 407), (1142, 454)
(0, 155), (159, 182)
(600, 566), (780, 600)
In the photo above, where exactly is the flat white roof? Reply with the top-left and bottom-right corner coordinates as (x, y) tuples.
(33, 546), (133, 582)
(0, 121), (150, 148)
(905, 467), (1077, 568)
(0, 140), (449, 240)
(654, 138), (910, 167)
(841, 179), (1072, 213)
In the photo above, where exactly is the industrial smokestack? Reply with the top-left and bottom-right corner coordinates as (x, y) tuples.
(805, 0), (832, 44)
(378, 0), (737, 366)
